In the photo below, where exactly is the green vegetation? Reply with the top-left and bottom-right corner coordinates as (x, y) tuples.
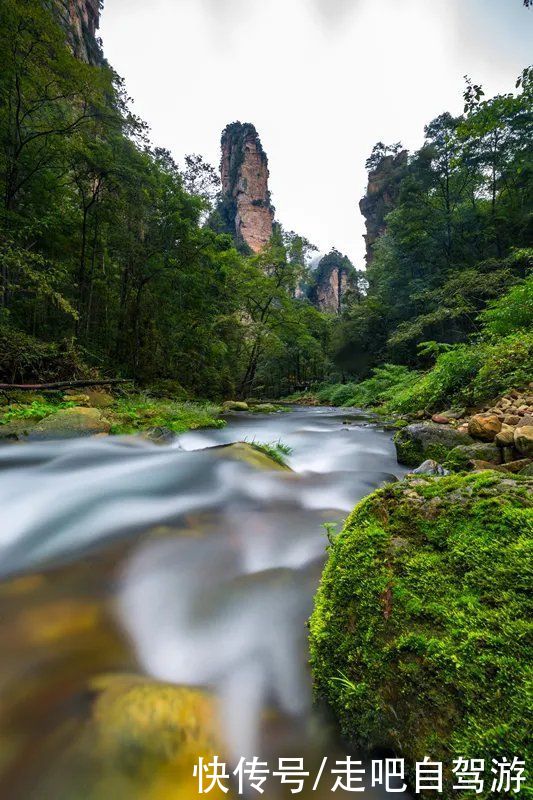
(0, 392), (224, 436)
(310, 472), (533, 797)
(297, 272), (533, 414)
(0, 0), (333, 401)
(0, 397), (76, 424)
(327, 66), (533, 412)
(247, 438), (293, 466)
(106, 397), (224, 435)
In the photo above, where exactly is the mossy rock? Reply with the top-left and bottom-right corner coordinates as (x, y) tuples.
(28, 407), (111, 439)
(394, 423), (474, 467)
(249, 403), (280, 414)
(42, 674), (228, 800)
(221, 401), (249, 412)
(310, 472), (532, 797)
(213, 442), (289, 471)
(443, 442), (502, 472)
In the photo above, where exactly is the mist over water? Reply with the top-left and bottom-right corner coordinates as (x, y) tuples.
(0, 407), (409, 797)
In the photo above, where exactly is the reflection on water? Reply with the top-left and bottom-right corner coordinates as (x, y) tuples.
(0, 407), (409, 798)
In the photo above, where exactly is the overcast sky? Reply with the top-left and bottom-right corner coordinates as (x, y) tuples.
(100, 0), (532, 266)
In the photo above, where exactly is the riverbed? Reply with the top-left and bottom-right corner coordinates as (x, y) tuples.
(0, 406), (409, 798)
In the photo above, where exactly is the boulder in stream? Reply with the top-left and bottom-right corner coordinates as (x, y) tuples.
(394, 422), (474, 466)
(310, 472), (532, 797)
(28, 407), (111, 439)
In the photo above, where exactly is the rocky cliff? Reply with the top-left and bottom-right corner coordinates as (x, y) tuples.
(52, 0), (103, 64)
(359, 149), (408, 265)
(310, 251), (357, 314)
(219, 123), (274, 253)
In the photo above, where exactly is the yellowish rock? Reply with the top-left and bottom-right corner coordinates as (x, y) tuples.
(468, 414), (502, 442)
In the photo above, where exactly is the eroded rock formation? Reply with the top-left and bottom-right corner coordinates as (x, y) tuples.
(219, 123), (274, 253)
(359, 150), (408, 265)
(310, 251), (358, 314)
(53, 0), (103, 64)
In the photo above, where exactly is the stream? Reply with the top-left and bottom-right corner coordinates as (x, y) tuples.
(0, 406), (409, 798)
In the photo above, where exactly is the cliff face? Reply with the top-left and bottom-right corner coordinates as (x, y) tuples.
(359, 150), (408, 265)
(311, 251), (357, 314)
(53, 0), (103, 65)
(315, 268), (351, 314)
(220, 123), (274, 253)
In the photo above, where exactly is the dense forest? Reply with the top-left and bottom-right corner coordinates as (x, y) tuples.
(1, 0), (531, 407)
(0, 0), (332, 398)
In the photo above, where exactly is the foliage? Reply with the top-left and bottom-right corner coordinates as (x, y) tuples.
(316, 365), (420, 409)
(247, 438), (293, 466)
(337, 70), (533, 378)
(0, 398), (75, 424)
(479, 270), (533, 337)
(107, 396), (224, 435)
(310, 472), (533, 798)
(0, 1), (335, 400)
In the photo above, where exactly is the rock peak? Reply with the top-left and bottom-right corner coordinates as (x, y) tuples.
(220, 122), (274, 253)
(359, 149), (408, 265)
(52, 0), (103, 65)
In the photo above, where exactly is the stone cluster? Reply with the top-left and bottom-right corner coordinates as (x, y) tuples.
(395, 386), (533, 476)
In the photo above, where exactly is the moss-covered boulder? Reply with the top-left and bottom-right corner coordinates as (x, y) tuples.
(221, 401), (249, 412)
(394, 422), (474, 466)
(213, 442), (290, 471)
(249, 403), (280, 413)
(28, 407), (111, 439)
(310, 472), (532, 797)
(443, 442), (502, 471)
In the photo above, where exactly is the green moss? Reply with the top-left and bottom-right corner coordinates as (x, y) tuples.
(0, 398), (76, 425)
(393, 431), (454, 467)
(107, 396), (225, 435)
(310, 473), (533, 797)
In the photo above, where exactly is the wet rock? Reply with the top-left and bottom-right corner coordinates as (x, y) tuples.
(502, 446), (519, 464)
(394, 423), (474, 467)
(28, 407), (111, 440)
(444, 442), (502, 472)
(144, 427), (177, 445)
(85, 389), (115, 409)
(471, 460), (507, 473)
(431, 414), (450, 425)
(214, 442), (289, 471)
(0, 419), (37, 443)
(514, 425), (533, 458)
(519, 463), (533, 476)
(495, 425), (516, 447)
(411, 459), (450, 476)
(250, 403), (279, 414)
(71, 674), (224, 799)
(468, 414), (502, 442)
(500, 458), (532, 474)
(504, 415), (521, 426)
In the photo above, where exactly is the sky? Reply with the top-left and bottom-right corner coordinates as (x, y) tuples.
(100, 0), (532, 267)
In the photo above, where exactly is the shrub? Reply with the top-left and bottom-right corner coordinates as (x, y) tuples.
(479, 274), (533, 337)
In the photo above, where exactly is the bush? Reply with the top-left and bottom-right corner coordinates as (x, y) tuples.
(342, 364), (420, 408)
(385, 332), (533, 414)
(0, 324), (90, 384)
(480, 274), (533, 337)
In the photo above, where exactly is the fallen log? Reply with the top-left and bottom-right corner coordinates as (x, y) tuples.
(0, 379), (133, 391)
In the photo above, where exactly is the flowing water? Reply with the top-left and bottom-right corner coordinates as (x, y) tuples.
(0, 406), (409, 799)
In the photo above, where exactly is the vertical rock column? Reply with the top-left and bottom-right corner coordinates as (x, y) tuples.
(220, 122), (275, 253)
